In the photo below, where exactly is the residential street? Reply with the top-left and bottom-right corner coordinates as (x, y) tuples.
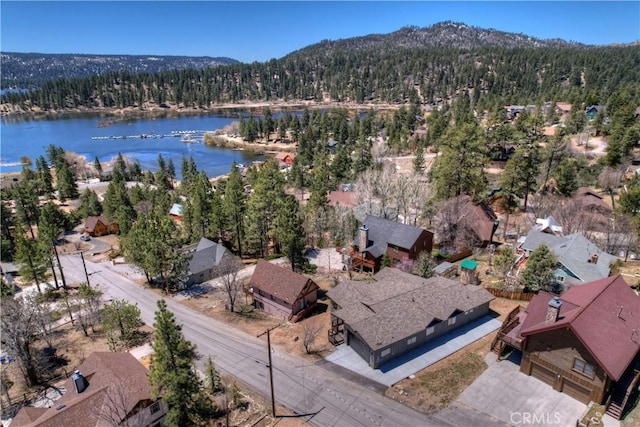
(58, 255), (504, 427)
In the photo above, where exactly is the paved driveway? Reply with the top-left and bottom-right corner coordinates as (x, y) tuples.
(457, 352), (587, 426)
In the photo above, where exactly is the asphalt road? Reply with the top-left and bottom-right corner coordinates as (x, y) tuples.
(59, 255), (505, 427)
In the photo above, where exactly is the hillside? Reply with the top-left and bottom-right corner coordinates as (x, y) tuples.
(1, 22), (639, 114)
(286, 21), (582, 57)
(0, 52), (239, 89)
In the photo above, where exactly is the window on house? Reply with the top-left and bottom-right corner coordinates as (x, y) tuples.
(426, 327), (435, 336)
(150, 401), (161, 414)
(381, 348), (391, 357)
(393, 245), (398, 253)
(407, 336), (417, 345)
(448, 317), (457, 326)
(573, 358), (596, 378)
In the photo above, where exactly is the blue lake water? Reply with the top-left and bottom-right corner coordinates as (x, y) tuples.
(0, 113), (265, 178)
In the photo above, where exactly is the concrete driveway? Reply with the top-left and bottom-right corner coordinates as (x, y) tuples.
(457, 352), (587, 426)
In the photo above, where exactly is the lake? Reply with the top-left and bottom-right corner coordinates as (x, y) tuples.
(0, 112), (265, 178)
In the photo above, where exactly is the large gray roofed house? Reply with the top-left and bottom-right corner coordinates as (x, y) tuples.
(521, 231), (616, 284)
(328, 269), (494, 351)
(353, 215), (425, 258)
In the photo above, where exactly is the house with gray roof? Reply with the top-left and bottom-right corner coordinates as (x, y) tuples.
(348, 215), (433, 271)
(327, 268), (494, 368)
(520, 230), (616, 288)
(184, 237), (234, 286)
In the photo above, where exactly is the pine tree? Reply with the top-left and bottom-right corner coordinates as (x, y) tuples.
(93, 156), (103, 178)
(552, 158), (579, 197)
(149, 300), (202, 426)
(14, 235), (49, 293)
(204, 356), (223, 395)
(223, 163), (246, 257)
(521, 244), (557, 292)
(276, 195), (307, 272)
(413, 145), (425, 175)
(432, 122), (488, 200)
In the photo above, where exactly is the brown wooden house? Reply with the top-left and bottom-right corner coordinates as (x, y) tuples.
(248, 260), (319, 322)
(491, 275), (640, 418)
(346, 215), (433, 272)
(83, 215), (119, 237)
(274, 152), (297, 169)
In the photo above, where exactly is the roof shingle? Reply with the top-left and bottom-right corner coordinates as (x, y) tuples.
(249, 260), (316, 303)
(328, 269), (494, 350)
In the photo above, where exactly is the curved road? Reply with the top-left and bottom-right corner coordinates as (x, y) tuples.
(59, 255), (503, 427)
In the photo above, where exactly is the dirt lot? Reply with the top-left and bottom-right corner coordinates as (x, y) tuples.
(180, 270), (339, 361)
(385, 298), (527, 414)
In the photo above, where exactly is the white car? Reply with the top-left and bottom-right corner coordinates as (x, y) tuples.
(80, 234), (91, 241)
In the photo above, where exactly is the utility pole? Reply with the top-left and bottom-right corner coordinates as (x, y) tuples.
(257, 324), (281, 417)
(52, 240), (67, 290)
(80, 251), (90, 287)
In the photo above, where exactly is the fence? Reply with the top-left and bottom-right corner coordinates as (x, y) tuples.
(486, 288), (535, 301)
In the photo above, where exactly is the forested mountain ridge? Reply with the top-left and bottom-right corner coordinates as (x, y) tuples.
(1, 22), (639, 114)
(0, 52), (239, 89)
(286, 21), (582, 58)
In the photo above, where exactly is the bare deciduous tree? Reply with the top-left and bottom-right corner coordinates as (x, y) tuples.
(75, 283), (102, 337)
(219, 256), (242, 313)
(31, 294), (55, 348)
(431, 196), (481, 251)
(94, 380), (132, 427)
(603, 212), (638, 260)
(355, 169), (378, 217)
(0, 297), (48, 386)
(598, 167), (625, 208)
(302, 321), (323, 354)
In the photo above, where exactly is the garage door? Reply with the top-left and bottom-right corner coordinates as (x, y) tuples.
(562, 379), (591, 404)
(347, 330), (372, 364)
(531, 363), (556, 387)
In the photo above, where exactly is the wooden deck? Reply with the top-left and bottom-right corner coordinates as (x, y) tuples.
(491, 305), (525, 357)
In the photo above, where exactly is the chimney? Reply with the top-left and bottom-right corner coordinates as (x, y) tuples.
(72, 370), (88, 393)
(591, 253), (598, 264)
(545, 297), (563, 324)
(358, 225), (369, 253)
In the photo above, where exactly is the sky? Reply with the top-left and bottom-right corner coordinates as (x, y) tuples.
(1, 1), (638, 63)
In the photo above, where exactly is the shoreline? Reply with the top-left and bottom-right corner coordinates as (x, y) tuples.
(0, 100), (400, 121)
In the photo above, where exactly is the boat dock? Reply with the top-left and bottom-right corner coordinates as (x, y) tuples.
(91, 130), (208, 142)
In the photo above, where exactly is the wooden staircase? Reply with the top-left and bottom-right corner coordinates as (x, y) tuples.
(490, 305), (524, 359)
(606, 369), (640, 419)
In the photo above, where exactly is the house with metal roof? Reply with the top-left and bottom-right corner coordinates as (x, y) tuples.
(11, 352), (165, 427)
(491, 275), (640, 418)
(327, 268), (494, 368)
(346, 215), (433, 272)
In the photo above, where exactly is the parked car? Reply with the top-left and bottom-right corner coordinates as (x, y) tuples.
(0, 353), (15, 364)
(80, 234), (91, 241)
